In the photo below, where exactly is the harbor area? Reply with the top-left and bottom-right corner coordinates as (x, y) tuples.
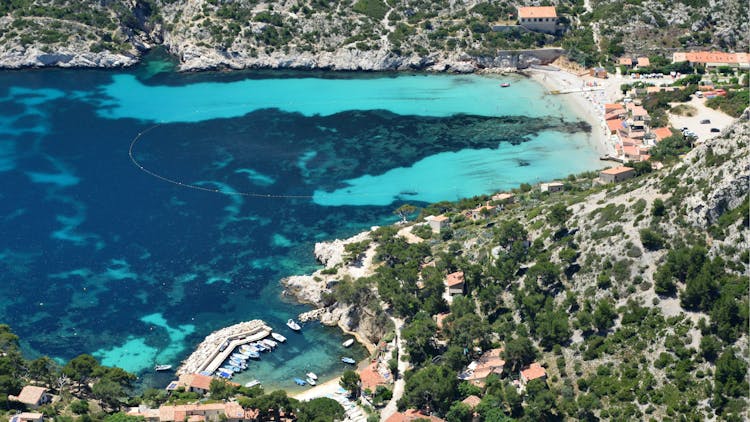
(177, 320), (272, 376)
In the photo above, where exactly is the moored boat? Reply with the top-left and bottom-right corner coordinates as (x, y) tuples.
(306, 372), (318, 380)
(262, 339), (278, 349)
(500, 82), (510, 87)
(219, 367), (234, 375)
(341, 357), (356, 365)
(245, 380), (261, 388)
(287, 319), (302, 331)
(293, 378), (307, 386)
(342, 339), (355, 348)
(154, 364), (172, 371)
(306, 377), (317, 386)
(271, 332), (287, 342)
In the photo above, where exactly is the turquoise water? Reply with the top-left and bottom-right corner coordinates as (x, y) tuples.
(0, 60), (602, 390)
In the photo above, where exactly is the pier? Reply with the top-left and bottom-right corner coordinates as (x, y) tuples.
(177, 320), (272, 375)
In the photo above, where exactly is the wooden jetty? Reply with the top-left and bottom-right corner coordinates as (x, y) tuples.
(177, 320), (272, 376)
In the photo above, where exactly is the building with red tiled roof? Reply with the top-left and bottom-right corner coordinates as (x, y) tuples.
(673, 51), (750, 68)
(359, 363), (388, 392)
(651, 127), (673, 142)
(459, 348), (505, 387)
(606, 119), (624, 135)
(425, 215), (450, 234)
(599, 166), (636, 183)
(462, 395), (482, 409)
(9, 413), (44, 422)
(604, 103), (624, 112)
(129, 402), (248, 422)
(8, 386), (51, 409)
(636, 57), (650, 67)
(445, 271), (465, 296)
(385, 409), (444, 422)
(517, 6), (558, 34)
(618, 57), (633, 67)
(520, 363), (547, 384)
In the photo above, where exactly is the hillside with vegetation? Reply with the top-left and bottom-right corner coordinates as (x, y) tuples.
(0, 0), (747, 70)
(317, 117), (749, 421)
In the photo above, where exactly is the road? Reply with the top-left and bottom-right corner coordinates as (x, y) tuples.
(380, 317), (408, 420)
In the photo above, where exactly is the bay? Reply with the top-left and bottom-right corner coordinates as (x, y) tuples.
(0, 59), (600, 389)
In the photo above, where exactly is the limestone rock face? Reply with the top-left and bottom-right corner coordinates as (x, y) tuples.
(680, 119), (750, 228)
(0, 45), (138, 69)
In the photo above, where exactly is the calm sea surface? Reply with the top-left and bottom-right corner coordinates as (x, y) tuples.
(0, 57), (601, 389)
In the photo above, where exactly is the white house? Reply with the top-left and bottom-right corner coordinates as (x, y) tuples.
(517, 6), (558, 34)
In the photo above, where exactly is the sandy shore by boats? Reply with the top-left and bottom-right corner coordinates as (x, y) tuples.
(525, 65), (620, 157)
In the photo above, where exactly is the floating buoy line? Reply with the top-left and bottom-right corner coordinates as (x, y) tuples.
(128, 124), (316, 199)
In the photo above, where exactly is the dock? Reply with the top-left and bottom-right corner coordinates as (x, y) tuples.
(177, 320), (272, 376)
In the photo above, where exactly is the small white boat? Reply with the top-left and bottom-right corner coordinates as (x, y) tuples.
(287, 319), (302, 331)
(245, 380), (261, 388)
(271, 332), (287, 342)
(306, 372), (318, 380)
(342, 339), (355, 348)
(154, 364), (172, 371)
(306, 377), (317, 386)
(261, 339), (278, 349)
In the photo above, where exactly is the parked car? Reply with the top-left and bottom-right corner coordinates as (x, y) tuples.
(700, 119), (711, 124)
(710, 128), (721, 133)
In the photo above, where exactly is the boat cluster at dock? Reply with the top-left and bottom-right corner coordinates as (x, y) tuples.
(214, 333), (286, 380)
(172, 318), (359, 388)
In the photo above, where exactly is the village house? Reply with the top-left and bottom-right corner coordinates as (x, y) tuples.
(461, 396), (482, 422)
(385, 409), (444, 422)
(491, 192), (515, 204)
(424, 215), (450, 234)
(672, 51), (750, 69)
(618, 57), (633, 68)
(359, 362), (389, 393)
(8, 386), (51, 409)
(444, 271), (465, 296)
(589, 67), (608, 79)
(651, 127), (673, 142)
(636, 57), (650, 68)
(516, 6), (558, 34)
(600, 166), (636, 183)
(9, 413), (44, 422)
(466, 204), (497, 221)
(172, 373), (237, 395)
(540, 182), (564, 193)
(127, 402), (250, 422)
(520, 363), (547, 385)
(606, 118), (625, 136)
(458, 348), (505, 387)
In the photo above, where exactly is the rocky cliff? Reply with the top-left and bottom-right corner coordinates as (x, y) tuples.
(2, 0), (744, 71)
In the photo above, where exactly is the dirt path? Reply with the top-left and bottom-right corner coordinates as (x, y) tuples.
(380, 317), (408, 421)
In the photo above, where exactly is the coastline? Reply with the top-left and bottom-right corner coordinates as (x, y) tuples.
(524, 66), (618, 157)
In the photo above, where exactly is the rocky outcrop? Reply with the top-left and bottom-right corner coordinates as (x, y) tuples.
(680, 118), (749, 228)
(0, 46), (139, 69)
(282, 228), (392, 352)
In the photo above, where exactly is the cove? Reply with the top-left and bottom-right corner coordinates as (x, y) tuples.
(0, 63), (605, 390)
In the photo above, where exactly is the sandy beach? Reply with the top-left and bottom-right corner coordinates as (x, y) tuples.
(525, 66), (621, 157)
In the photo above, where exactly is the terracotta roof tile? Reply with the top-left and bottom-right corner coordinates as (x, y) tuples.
(445, 271), (465, 287)
(517, 6), (557, 18)
(520, 363), (547, 382)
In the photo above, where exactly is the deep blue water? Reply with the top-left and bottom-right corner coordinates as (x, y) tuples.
(0, 59), (601, 389)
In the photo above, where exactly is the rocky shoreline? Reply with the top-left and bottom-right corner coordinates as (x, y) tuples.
(281, 227), (387, 353)
(0, 42), (563, 73)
